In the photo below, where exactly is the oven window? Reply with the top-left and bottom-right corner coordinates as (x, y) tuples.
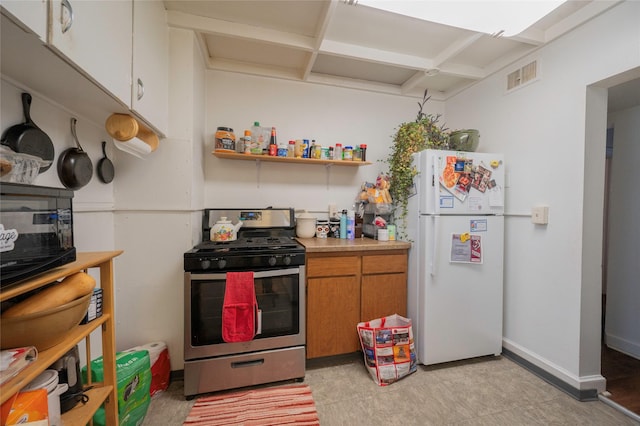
(190, 271), (300, 346)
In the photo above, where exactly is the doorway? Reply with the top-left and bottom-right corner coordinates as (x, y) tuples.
(600, 77), (640, 416)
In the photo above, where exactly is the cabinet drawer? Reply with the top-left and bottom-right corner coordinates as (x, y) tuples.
(307, 256), (360, 278)
(362, 253), (407, 275)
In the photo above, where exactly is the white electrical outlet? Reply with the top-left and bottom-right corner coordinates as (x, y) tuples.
(531, 206), (549, 225)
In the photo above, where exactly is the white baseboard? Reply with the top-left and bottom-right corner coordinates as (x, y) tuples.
(605, 332), (640, 360)
(503, 338), (606, 394)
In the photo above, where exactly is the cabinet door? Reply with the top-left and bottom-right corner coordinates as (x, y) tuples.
(1, 0), (48, 40)
(306, 276), (360, 358)
(49, 0), (132, 105)
(361, 273), (408, 321)
(131, 0), (168, 135)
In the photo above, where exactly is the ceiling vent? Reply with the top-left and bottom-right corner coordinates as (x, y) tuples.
(507, 60), (538, 91)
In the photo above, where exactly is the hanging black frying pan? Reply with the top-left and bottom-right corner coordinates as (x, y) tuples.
(57, 118), (93, 190)
(0, 92), (55, 172)
(97, 141), (114, 184)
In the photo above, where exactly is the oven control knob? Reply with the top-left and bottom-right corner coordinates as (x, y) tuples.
(200, 259), (211, 270)
(218, 259), (227, 269)
(283, 256), (292, 266)
(268, 256), (277, 266)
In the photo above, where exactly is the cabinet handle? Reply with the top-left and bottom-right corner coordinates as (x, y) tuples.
(61, 0), (74, 34)
(136, 78), (145, 101)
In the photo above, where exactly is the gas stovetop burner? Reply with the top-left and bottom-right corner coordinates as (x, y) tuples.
(193, 236), (300, 252)
(184, 208), (306, 272)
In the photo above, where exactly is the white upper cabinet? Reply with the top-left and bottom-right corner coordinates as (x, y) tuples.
(48, 0), (133, 107)
(131, 0), (168, 136)
(0, 0), (48, 41)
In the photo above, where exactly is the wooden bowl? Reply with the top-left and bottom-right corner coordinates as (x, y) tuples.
(1, 293), (92, 351)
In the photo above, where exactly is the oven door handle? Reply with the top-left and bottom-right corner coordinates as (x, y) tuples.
(253, 268), (301, 279)
(255, 307), (262, 335)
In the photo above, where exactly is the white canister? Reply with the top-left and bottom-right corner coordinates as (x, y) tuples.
(377, 228), (390, 241)
(296, 211), (317, 238)
(23, 369), (69, 426)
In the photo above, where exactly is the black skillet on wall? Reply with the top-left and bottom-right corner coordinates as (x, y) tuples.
(97, 141), (114, 183)
(57, 118), (93, 190)
(0, 92), (55, 172)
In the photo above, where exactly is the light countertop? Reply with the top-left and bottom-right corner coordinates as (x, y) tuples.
(297, 237), (411, 253)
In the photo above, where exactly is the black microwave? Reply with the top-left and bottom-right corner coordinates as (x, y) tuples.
(1, 182), (76, 287)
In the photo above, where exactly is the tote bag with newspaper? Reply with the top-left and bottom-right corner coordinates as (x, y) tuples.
(357, 314), (417, 385)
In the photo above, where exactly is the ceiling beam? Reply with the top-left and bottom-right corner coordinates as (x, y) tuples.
(303, 0), (339, 81)
(545, 0), (622, 43)
(320, 39), (434, 70)
(166, 10), (315, 51)
(433, 33), (484, 67)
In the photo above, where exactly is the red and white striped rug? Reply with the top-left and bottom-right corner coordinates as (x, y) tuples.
(183, 384), (320, 425)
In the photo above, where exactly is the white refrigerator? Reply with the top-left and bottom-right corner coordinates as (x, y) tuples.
(407, 149), (505, 365)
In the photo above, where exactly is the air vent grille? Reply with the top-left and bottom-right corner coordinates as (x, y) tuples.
(507, 60), (538, 91)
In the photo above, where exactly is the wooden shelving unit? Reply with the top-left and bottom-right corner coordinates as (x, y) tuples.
(213, 150), (371, 166)
(1, 251), (123, 426)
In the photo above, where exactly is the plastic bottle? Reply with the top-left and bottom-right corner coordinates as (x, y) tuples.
(268, 127), (278, 156)
(340, 210), (347, 239)
(243, 130), (252, 154)
(334, 143), (343, 160)
(287, 140), (295, 157)
(347, 210), (355, 240)
(251, 122), (265, 154)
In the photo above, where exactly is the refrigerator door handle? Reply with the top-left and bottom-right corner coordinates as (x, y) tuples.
(430, 215), (440, 276)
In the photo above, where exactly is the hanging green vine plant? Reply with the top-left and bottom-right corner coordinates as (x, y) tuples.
(386, 90), (449, 238)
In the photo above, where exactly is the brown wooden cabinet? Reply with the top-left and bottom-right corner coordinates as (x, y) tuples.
(0, 251), (122, 426)
(306, 249), (408, 359)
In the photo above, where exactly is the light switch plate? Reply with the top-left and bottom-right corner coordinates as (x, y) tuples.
(532, 206), (549, 225)
(328, 203), (337, 219)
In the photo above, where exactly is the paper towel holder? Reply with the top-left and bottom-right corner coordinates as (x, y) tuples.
(105, 113), (159, 157)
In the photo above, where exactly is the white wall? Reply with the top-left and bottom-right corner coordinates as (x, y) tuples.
(111, 28), (207, 370)
(203, 71), (442, 216)
(444, 0), (640, 392)
(605, 104), (640, 359)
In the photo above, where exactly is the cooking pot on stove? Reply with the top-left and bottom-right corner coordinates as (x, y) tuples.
(210, 217), (243, 242)
(296, 211), (317, 238)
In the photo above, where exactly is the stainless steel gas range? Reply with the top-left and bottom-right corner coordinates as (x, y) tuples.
(183, 208), (306, 397)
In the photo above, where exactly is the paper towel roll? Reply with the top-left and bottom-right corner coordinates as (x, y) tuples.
(113, 137), (153, 159)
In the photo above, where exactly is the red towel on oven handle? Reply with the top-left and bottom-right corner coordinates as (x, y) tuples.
(222, 271), (258, 343)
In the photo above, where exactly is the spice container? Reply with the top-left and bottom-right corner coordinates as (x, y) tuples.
(287, 140), (295, 157)
(343, 146), (353, 161)
(353, 146), (362, 161)
(360, 144), (367, 162)
(321, 147), (330, 159)
(215, 127), (235, 151)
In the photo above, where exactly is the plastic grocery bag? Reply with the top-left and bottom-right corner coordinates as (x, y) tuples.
(82, 350), (151, 426)
(357, 314), (417, 386)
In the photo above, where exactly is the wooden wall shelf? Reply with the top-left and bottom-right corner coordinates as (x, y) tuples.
(213, 150), (371, 166)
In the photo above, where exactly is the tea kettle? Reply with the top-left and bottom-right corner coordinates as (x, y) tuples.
(210, 217), (243, 242)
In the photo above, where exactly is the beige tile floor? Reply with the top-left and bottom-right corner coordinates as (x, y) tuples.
(143, 355), (639, 425)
